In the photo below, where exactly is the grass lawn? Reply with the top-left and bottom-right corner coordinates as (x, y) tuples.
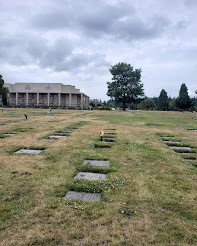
(0, 108), (197, 246)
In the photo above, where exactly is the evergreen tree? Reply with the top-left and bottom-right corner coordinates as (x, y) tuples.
(176, 83), (191, 110)
(0, 75), (8, 106)
(0, 75), (4, 95)
(158, 89), (169, 111)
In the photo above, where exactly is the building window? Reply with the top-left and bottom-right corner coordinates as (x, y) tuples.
(25, 85), (31, 90)
(46, 85), (51, 91)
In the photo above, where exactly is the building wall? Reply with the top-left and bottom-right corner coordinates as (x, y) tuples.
(60, 94), (69, 106)
(29, 93), (37, 106)
(9, 93), (16, 106)
(18, 93), (26, 106)
(50, 93), (58, 106)
(4, 83), (90, 108)
(38, 93), (48, 107)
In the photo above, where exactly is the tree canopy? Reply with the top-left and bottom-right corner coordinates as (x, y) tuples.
(0, 75), (4, 95)
(176, 83), (191, 110)
(158, 89), (169, 111)
(107, 63), (144, 111)
(138, 98), (156, 110)
(0, 75), (8, 106)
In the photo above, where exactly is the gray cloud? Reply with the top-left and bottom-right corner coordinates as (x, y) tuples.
(0, 0), (197, 100)
(29, 0), (170, 41)
(0, 31), (109, 72)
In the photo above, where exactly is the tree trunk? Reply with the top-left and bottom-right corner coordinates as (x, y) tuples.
(123, 101), (126, 111)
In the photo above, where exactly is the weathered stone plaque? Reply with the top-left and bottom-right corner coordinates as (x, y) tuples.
(41, 138), (56, 141)
(49, 135), (68, 138)
(15, 149), (43, 154)
(64, 191), (101, 201)
(82, 160), (110, 167)
(74, 172), (107, 180)
(164, 141), (181, 144)
(170, 146), (192, 150)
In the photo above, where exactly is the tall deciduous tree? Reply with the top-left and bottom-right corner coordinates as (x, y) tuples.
(176, 83), (191, 110)
(158, 89), (169, 111)
(107, 63), (144, 111)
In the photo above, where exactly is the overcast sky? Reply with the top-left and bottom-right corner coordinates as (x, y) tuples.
(0, 0), (197, 100)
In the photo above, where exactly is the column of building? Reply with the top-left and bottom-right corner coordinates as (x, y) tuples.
(16, 93), (18, 106)
(26, 93), (28, 106)
(58, 93), (61, 106)
(37, 93), (39, 106)
(69, 93), (72, 107)
(81, 93), (83, 109)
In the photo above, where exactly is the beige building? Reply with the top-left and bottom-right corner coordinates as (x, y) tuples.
(4, 83), (90, 109)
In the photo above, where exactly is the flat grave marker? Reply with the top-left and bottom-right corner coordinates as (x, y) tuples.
(164, 141), (181, 144)
(49, 135), (68, 138)
(177, 152), (195, 155)
(15, 149), (43, 154)
(161, 136), (175, 139)
(64, 191), (101, 201)
(82, 160), (110, 167)
(74, 172), (107, 180)
(41, 138), (56, 141)
(170, 146), (192, 150)
(61, 130), (73, 133)
(3, 133), (17, 136)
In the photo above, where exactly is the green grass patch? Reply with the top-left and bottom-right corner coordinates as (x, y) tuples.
(165, 143), (194, 148)
(66, 175), (124, 194)
(145, 123), (163, 126)
(95, 143), (112, 148)
(77, 164), (116, 174)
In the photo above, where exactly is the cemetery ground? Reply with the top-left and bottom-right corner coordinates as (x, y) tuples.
(0, 108), (197, 246)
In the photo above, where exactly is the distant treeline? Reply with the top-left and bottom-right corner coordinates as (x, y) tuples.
(91, 83), (197, 111)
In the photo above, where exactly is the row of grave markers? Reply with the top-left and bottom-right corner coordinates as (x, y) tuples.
(161, 134), (197, 166)
(64, 129), (117, 201)
(12, 126), (118, 202)
(14, 126), (78, 154)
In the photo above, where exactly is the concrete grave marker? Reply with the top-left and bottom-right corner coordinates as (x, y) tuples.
(101, 138), (115, 142)
(49, 135), (68, 138)
(178, 152), (195, 155)
(41, 138), (56, 141)
(161, 136), (174, 139)
(170, 146), (192, 150)
(64, 191), (101, 201)
(74, 172), (107, 180)
(82, 160), (110, 167)
(164, 141), (181, 144)
(61, 130), (73, 133)
(15, 149), (43, 154)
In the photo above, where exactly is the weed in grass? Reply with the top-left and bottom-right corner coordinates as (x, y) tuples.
(119, 203), (137, 217)
(66, 175), (125, 194)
